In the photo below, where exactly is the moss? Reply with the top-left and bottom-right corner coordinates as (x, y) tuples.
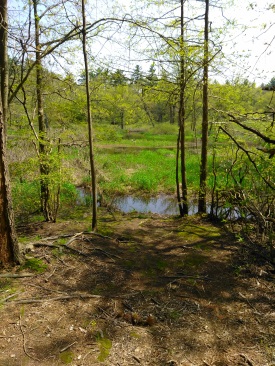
(183, 253), (208, 268)
(59, 351), (74, 364)
(21, 257), (47, 273)
(95, 332), (112, 362)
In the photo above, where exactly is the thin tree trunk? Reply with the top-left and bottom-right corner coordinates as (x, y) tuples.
(33, 0), (52, 221)
(81, 0), (97, 231)
(177, 0), (188, 216)
(0, 0), (8, 127)
(198, 0), (209, 213)
(0, 0), (21, 265)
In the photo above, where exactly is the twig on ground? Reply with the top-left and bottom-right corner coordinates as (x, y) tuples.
(45, 267), (56, 282)
(27, 283), (69, 295)
(132, 355), (141, 363)
(60, 341), (77, 353)
(238, 292), (262, 315)
(10, 291), (141, 304)
(0, 292), (21, 303)
(11, 294), (104, 303)
(40, 234), (78, 241)
(88, 231), (114, 240)
(63, 244), (88, 256)
(32, 242), (59, 248)
(240, 353), (254, 366)
(161, 275), (208, 280)
(0, 273), (35, 278)
(33, 240), (87, 256)
(93, 247), (122, 260)
(65, 232), (84, 246)
(19, 314), (40, 361)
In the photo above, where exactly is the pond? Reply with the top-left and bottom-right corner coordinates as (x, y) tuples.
(77, 188), (218, 216)
(113, 194), (194, 215)
(77, 187), (244, 219)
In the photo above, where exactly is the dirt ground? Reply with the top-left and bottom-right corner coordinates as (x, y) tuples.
(0, 211), (274, 366)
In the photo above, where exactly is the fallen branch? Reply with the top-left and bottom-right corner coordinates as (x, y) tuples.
(11, 294), (104, 303)
(89, 231), (114, 240)
(32, 240), (87, 256)
(161, 275), (209, 280)
(63, 244), (88, 257)
(27, 283), (69, 295)
(32, 242), (59, 248)
(65, 233), (84, 246)
(9, 291), (141, 304)
(0, 273), (35, 278)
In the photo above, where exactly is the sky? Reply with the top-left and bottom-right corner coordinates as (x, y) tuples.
(8, 0), (274, 85)
(88, 0), (274, 85)
(216, 0), (274, 84)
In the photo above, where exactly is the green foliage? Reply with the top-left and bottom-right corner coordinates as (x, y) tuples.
(22, 258), (47, 273)
(60, 183), (78, 205)
(12, 180), (41, 218)
(95, 125), (124, 142)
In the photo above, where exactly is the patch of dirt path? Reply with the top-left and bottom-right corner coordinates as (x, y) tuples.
(0, 213), (274, 366)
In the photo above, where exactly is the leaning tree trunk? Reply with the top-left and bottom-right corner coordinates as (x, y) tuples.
(176, 0), (188, 216)
(0, 0), (21, 266)
(198, 0), (209, 213)
(81, 0), (97, 231)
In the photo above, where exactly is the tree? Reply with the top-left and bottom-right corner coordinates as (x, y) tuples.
(262, 77), (275, 91)
(131, 65), (143, 84)
(176, 0), (188, 216)
(0, 0), (21, 266)
(198, 0), (209, 213)
(81, 0), (97, 231)
(33, 0), (53, 222)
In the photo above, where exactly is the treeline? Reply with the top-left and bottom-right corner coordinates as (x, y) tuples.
(9, 60), (273, 132)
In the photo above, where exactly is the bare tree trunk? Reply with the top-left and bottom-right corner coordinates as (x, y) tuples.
(176, 0), (188, 216)
(0, 0), (21, 266)
(0, 0), (8, 126)
(33, 0), (52, 222)
(198, 0), (209, 213)
(81, 0), (97, 231)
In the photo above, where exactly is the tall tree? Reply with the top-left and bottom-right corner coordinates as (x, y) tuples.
(81, 0), (97, 230)
(0, 0), (21, 266)
(176, 0), (188, 216)
(198, 0), (209, 213)
(33, 0), (53, 221)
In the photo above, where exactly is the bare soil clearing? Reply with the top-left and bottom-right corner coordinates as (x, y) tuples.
(0, 212), (274, 366)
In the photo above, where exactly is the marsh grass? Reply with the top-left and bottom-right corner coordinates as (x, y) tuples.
(10, 122), (272, 221)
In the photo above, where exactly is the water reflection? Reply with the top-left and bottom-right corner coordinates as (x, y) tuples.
(113, 194), (179, 215)
(113, 195), (242, 219)
(77, 188), (240, 218)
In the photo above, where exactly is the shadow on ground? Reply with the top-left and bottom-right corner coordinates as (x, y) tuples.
(0, 212), (274, 365)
